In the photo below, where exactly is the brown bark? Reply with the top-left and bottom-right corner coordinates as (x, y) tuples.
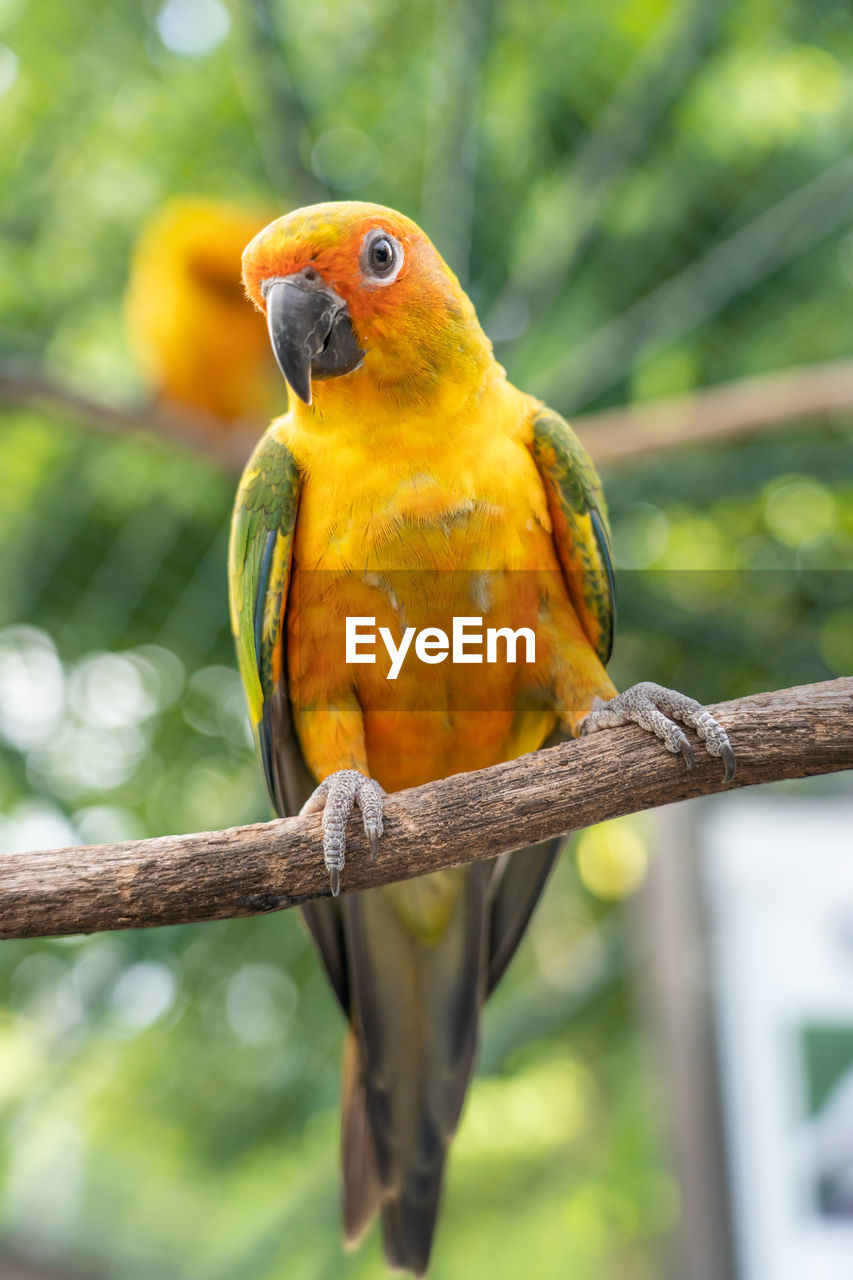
(3, 679), (851, 941)
(0, 365), (257, 470)
(3, 358), (852, 473)
(579, 358), (853, 463)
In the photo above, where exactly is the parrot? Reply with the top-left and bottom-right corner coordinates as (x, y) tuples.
(228, 201), (735, 1275)
(126, 197), (281, 426)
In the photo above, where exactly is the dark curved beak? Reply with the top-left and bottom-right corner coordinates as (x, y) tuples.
(263, 273), (363, 405)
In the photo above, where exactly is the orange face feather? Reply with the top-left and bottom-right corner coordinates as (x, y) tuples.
(242, 201), (491, 411)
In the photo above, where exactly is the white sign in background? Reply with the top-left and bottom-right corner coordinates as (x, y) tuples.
(703, 798), (853, 1280)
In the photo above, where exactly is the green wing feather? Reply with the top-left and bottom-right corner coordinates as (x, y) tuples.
(228, 428), (349, 1010)
(228, 427), (305, 813)
(530, 406), (615, 664)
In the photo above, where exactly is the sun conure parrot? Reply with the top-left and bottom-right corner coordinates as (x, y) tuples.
(229, 201), (735, 1275)
(126, 197), (281, 427)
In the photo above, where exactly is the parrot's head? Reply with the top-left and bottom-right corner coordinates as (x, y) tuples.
(242, 201), (492, 409)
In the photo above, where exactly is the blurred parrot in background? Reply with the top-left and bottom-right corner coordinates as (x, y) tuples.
(229, 202), (735, 1275)
(126, 197), (281, 427)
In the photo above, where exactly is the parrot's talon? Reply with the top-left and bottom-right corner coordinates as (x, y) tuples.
(300, 769), (386, 894)
(580, 681), (734, 780)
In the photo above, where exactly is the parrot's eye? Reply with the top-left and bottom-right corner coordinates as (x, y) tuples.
(361, 230), (403, 284)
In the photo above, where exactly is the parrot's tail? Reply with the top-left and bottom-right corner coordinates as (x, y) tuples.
(341, 1027), (448, 1277)
(380, 1181), (443, 1278)
(335, 844), (564, 1274)
(339, 867), (489, 1276)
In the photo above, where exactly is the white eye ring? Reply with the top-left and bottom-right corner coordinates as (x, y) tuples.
(360, 229), (404, 285)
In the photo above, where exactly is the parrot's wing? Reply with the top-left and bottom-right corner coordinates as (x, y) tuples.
(229, 424), (302, 812)
(484, 721), (576, 996)
(479, 417), (616, 998)
(228, 427), (349, 1012)
(486, 838), (562, 995)
(530, 406), (615, 665)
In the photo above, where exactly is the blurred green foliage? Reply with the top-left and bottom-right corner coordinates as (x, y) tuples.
(0, 0), (851, 1275)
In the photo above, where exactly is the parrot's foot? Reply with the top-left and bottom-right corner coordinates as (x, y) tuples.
(300, 769), (386, 897)
(578, 681), (736, 782)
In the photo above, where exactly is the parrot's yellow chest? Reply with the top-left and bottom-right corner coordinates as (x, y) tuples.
(279, 384), (604, 791)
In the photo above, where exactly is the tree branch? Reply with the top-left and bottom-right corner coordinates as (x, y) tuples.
(5, 679), (851, 941)
(580, 357), (853, 464)
(0, 364), (255, 470)
(3, 358), (851, 475)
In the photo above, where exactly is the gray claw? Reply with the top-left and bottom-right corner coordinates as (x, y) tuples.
(581, 680), (734, 781)
(300, 768), (386, 895)
(677, 734), (696, 770)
